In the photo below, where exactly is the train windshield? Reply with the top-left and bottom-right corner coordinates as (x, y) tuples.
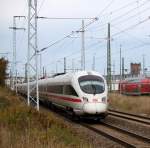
(78, 75), (105, 94)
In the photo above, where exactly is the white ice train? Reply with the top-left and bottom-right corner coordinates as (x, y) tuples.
(17, 71), (108, 119)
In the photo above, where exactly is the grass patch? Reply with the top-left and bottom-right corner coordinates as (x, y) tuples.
(0, 87), (92, 148)
(109, 92), (150, 115)
(0, 96), (10, 109)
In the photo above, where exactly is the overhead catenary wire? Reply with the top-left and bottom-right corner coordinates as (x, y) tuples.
(111, 16), (150, 37)
(41, 12), (150, 68)
(100, 0), (144, 17)
(42, 14), (150, 69)
(67, 36), (107, 40)
(96, 0), (115, 17)
(36, 0), (149, 53)
(37, 17), (98, 20)
(111, 5), (150, 26)
(70, 42), (150, 68)
(21, 0), (150, 75)
(38, 17), (98, 53)
(50, 40), (105, 67)
(46, 14), (150, 71)
(37, 0), (146, 47)
(87, 0), (150, 32)
(111, 24), (149, 44)
(38, 0), (46, 14)
(110, 0), (149, 22)
(87, 6), (150, 34)
(44, 40), (150, 74)
(43, 39), (105, 70)
(40, 14), (149, 73)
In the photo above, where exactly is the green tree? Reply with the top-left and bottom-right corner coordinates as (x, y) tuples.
(0, 58), (8, 86)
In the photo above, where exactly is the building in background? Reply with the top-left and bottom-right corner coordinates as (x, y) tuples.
(130, 63), (141, 76)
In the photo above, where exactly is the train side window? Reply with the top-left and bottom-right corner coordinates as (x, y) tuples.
(56, 85), (63, 94)
(63, 85), (78, 97)
(39, 86), (42, 91)
(39, 85), (44, 92)
(48, 85), (63, 94)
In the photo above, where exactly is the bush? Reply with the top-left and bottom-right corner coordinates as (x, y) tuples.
(0, 58), (8, 86)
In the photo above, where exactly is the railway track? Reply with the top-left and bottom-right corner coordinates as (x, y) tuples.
(21, 95), (150, 148)
(40, 103), (150, 148)
(108, 109), (150, 125)
(102, 122), (150, 143)
(82, 122), (150, 148)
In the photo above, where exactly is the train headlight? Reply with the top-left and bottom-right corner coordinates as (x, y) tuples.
(83, 97), (88, 102)
(102, 97), (106, 103)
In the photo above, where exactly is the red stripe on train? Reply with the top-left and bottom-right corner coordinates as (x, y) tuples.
(46, 93), (82, 103)
(49, 94), (81, 103)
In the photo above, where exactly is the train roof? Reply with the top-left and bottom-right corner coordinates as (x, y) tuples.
(38, 71), (104, 86)
(17, 71), (104, 86)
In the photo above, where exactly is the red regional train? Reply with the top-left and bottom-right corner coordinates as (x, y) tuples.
(119, 77), (150, 95)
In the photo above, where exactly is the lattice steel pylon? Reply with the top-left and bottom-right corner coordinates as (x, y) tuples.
(27, 0), (39, 110)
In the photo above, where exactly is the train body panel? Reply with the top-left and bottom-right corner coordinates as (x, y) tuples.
(17, 71), (108, 117)
(119, 77), (150, 95)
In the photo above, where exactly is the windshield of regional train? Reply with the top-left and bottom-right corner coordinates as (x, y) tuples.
(78, 75), (105, 94)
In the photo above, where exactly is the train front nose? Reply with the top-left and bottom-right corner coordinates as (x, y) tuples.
(83, 102), (107, 114)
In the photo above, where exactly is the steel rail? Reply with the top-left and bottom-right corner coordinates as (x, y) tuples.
(109, 109), (150, 120)
(108, 110), (150, 125)
(102, 122), (150, 143)
(81, 123), (137, 148)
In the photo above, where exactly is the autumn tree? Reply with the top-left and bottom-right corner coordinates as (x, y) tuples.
(0, 58), (8, 86)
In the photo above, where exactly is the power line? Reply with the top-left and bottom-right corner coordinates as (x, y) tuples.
(38, 0), (46, 14)
(65, 40), (103, 59)
(45, 41), (150, 74)
(87, 0), (150, 32)
(39, 33), (73, 52)
(67, 35), (107, 40)
(96, 0), (115, 16)
(112, 16), (150, 37)
(87, 5), (150, 34)
(85, 42), (150, 66)
(112, 5), (150, 26)
(37, 17), (97, 20)
(67, 39), (150, 68)
(43, 39), (104, 70)
(110, 0), (149, 22)
(41, 15), (150, 73)
(111, 24), (149, 44)
(111, 3), (149, 22)
(38, 17), (98, 53)
(37, 0), (146, 54)
(36, 0), (147, 46)
(22, 0), (150, 75)
(98, 0), (144, 18)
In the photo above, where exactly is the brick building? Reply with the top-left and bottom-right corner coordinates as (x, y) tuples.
(130, 63), (141, 76)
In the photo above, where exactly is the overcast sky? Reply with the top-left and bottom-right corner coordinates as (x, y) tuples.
(1, 0), (150, 76)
